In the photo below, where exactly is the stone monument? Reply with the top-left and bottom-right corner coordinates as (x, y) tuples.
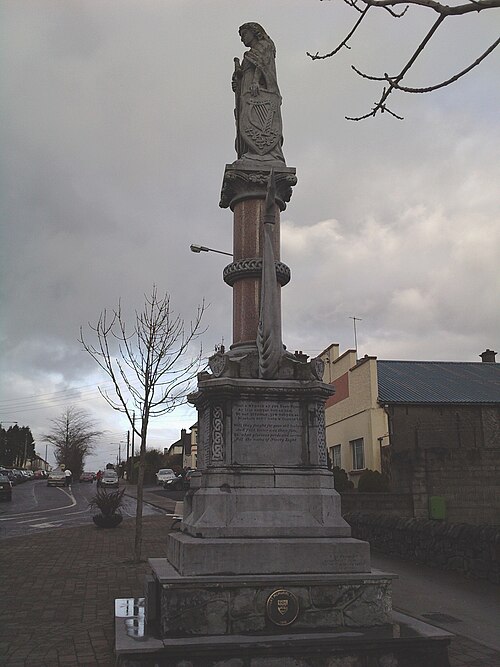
(115, 23), (451, 667)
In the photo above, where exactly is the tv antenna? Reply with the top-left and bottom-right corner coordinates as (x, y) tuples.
(349, 316), (362, 359)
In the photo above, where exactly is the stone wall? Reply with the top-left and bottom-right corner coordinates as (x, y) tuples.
(158, 576), (392, 638)
(345, 511), (500, 583)
(340, 492), (414, 517)
(385, 404), (500, 525)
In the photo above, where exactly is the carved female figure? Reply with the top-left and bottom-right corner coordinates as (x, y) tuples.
(232, 23), (285, 164)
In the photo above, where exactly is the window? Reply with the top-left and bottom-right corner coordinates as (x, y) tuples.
(350, 438), (365, 470)
(330, 444), (342, 469)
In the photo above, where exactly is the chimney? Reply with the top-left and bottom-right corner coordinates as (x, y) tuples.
(480, 349), (497, 363)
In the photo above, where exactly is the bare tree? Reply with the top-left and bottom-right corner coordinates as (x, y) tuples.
(44, 407), (103, 479)
(308, 0), (500, 120)
(80, 285), (205, 562)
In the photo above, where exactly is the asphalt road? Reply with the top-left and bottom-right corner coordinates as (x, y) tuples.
(0, 479), (162, 539)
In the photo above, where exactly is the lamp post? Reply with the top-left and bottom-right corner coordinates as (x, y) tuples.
(113, 440), (126, 476)
(190, 244), (233, 257)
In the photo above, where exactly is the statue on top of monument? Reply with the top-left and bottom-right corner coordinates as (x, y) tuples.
(232, 23), (286, 165)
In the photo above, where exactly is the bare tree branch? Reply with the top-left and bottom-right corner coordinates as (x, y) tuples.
(347, 13), (445, 119)
(388, 35), (500, 92)
(310, 0), (500, 119)
(338, 0), (500, 16)
(307, 4), (370, 60)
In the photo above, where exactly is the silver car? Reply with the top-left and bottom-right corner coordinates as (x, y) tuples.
(99, 470), (119, 489)
(156, 468), (176, 485)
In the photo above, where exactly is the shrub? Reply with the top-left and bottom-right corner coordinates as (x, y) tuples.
(357, 469), (390, 493)
(89, 488), (125, 516)
(332, 466), (354, 492)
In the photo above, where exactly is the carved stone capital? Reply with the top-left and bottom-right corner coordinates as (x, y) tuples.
(223, 258), (291, 287)
(220, 163), (297, 211)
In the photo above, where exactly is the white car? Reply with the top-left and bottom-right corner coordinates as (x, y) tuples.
(156, 468), (176, 485)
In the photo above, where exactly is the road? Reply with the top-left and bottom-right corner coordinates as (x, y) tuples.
(0, 478), (162, 539)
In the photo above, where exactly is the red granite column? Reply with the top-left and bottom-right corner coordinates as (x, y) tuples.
(232, 199), (280, 347)
(219, 164), (296, 351)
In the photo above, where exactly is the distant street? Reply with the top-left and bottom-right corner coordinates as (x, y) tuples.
(0, 479), (162, 539)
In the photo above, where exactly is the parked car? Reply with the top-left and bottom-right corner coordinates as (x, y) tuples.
(11, 469), (27, 484)
(98, 470), (119, 489)
(33, 470), (47, 479)
(1, 469), (16, 485)
(0, 472), (12, 501)
(156, 468), (176, 486)
(163, 469), (195, 492)
(47, 470), (66, 487)
(79, 471), (94, 483)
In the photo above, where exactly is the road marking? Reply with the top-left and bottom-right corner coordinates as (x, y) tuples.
(0, 486), (77, 521)
(31, 480), (40, 507)
(29, 522), (63, 529)
(57, 486), (76, 504)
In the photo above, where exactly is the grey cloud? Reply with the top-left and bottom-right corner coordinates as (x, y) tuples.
(1, 1), (498, 469)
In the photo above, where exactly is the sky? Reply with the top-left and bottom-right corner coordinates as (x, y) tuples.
(1, 0), (499, 471)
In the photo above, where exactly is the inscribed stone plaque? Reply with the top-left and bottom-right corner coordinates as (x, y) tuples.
(232, 399), (303, 465)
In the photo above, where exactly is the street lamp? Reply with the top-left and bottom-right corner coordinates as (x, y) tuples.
(190, 244), (233, 257)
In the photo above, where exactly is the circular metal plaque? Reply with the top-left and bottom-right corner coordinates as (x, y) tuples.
(266, 589), (299, 626)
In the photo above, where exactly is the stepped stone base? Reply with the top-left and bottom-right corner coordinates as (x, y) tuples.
(115, 598), (452, 667)
(166, 533), (370, 576)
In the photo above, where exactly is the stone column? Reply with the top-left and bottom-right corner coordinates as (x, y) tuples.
(220, 163), (297, 351)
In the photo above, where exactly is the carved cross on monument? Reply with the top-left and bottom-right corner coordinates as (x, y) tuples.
(257, 169), (283, 379)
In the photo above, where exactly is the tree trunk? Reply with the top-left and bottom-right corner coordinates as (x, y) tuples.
(134, 426), (147, 562)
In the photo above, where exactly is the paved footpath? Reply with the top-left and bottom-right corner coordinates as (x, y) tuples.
(0, 486), (499, 666)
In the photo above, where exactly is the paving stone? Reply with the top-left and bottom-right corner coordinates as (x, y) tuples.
(1, 497), (499, 667)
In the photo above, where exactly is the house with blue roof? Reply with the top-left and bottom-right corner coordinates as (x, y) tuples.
(320, 345), (500, 524)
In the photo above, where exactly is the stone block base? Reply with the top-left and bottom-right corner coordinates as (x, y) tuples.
(115, 599), (452, 667)
(148, 560), (394, 637)
(166, 533), (371, 576)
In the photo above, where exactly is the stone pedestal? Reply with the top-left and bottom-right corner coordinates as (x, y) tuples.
(178, 377), (349, 535)
(149, 562), (393, 637)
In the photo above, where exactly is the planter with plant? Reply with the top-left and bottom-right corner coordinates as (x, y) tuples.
(89, 487), (125, 528)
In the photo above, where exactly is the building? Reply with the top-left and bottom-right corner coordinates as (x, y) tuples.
(164, 427), (197, 469)
(321, 345), (500, 523)
(31, 454), (51, 472)
(183, 423), (198, 470)
(321, 344), (386, 484)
